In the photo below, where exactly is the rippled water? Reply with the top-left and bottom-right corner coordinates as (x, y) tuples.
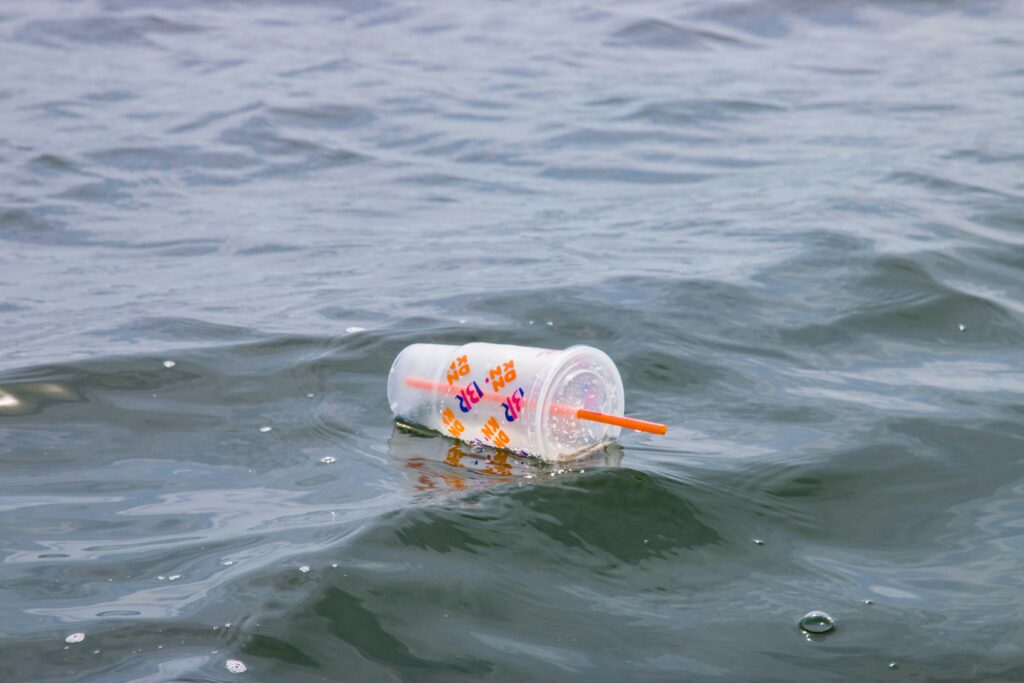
(3, 1), (1024, 681)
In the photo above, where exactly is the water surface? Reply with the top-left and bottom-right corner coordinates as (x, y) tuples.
(2, 0), (1024, 681)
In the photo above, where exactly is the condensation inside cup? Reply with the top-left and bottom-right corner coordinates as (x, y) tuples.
(541, 356), (623, 459)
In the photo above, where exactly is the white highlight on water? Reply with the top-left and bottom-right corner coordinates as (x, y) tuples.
(162, 360), (176, 368)
(345, 326), (366, 333)
(259, 426), (272, 433)
(320, 456), (336, 464)
(65, 632), (85, 644)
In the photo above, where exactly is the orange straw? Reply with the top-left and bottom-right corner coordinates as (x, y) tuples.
(576, 410), (667, 435)
(404, 376), (667, 435)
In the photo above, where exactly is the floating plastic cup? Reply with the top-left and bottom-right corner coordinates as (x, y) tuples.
(387, 342), (666, 461)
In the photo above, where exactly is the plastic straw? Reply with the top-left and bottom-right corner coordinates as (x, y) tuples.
(575, 410), (667, 435)
(403, 376), (667, 435)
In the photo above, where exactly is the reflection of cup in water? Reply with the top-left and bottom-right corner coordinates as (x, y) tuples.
(387, 342), (626, 461)
(387, 424), (624, 495)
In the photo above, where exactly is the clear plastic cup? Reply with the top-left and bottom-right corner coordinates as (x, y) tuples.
(387, 342), (625, 461)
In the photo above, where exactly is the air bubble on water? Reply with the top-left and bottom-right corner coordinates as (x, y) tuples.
(299, 565), (310, 573)
(65, 632), (85, 644)
(799, 611), (835, 634)
(226, 659), (247, 674)
(259, 426), (272, 433)
(345, 326), (366, 334)
(163, 360), (176, 368)
(320, 456), (336, 464)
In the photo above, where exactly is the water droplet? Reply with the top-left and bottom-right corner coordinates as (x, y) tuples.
(226, 659), (247, 674)
(162, 360), (176, 368)
(65, 632), (85, 644)
(320, 456), (336, 464)
(888, 662), (898, 670)
(345, 326), (365, 334)
(259, 426), (272, 433)
(753, 539), (765, 545)
(957, 324), (966, 332)
(799, 610), (835, 634)
(299, 565), (310, 573)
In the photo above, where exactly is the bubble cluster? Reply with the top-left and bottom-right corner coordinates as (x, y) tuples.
(225, 659), (247, 674)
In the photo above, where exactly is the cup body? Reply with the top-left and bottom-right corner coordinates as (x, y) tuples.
(387, 342), (624, 461)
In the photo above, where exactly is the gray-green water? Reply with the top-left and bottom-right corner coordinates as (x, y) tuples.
(3, 1), (1024, 681)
